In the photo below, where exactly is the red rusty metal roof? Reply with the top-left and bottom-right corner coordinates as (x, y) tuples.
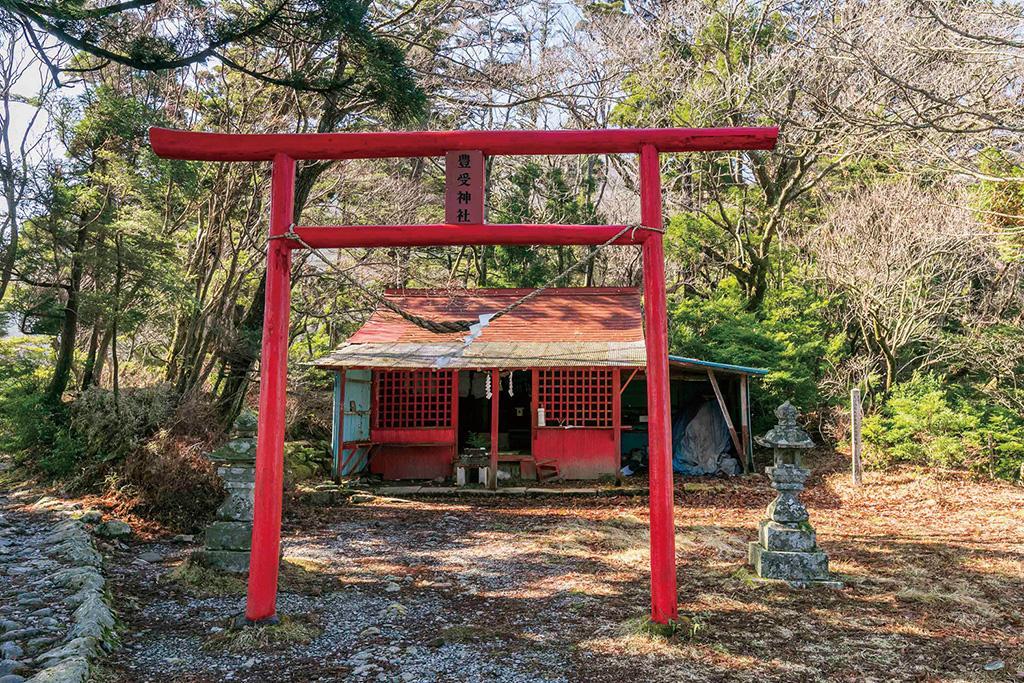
(313, 287), (647, 369)
(312, 287), (769, 374)
(349, 287), (643, 344)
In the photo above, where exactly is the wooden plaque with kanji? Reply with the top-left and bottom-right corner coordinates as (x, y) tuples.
(445, 150), (485, 224)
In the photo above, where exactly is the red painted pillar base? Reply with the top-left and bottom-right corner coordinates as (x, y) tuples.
(640, 144), (679, 624)
(245, 153), (295, 623)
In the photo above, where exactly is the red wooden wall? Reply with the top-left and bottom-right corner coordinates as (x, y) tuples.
(368, 366), (624, 481)
(531, 367), (620, 479)
(368, 369), (457, 480)
(532, 428), (617, 479)
(369, 443), (454, 480)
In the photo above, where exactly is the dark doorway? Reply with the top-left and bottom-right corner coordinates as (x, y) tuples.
(458, 370), (491, 453)
(498, 370), (532, 454)
(457, 370), (532, 455)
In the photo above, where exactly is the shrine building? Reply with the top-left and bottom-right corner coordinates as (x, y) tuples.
(312, 287), (766, 482)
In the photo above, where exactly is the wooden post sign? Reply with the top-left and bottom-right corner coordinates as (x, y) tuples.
(851, 387), (863, 486)
(445, 150), (484, 224)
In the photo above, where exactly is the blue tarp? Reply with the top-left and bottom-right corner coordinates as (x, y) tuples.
(672, 400), (734, 475)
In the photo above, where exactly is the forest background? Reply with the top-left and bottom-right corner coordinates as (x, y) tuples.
(0, 0), (1022, 521)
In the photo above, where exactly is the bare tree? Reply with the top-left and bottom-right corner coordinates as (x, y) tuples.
(809, 181), (1002, 394)
(820, 0), (1024, 179)
(0, 17), (53, 303)
(582, 0), (884, 308)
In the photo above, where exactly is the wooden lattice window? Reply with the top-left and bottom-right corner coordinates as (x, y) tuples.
(374, 370), (454, 429)
(537, 368), (614, 427)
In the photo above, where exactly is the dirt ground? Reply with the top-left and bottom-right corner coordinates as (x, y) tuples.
(98, 454), (1024, 683)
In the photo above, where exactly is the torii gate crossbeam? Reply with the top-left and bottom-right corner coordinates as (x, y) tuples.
(150, 125), (778, 626)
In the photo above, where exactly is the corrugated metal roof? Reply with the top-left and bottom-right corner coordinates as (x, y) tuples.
(310, 288), (768, 376)
(314, 340), (647, 369)
(348, 287), (643, 344)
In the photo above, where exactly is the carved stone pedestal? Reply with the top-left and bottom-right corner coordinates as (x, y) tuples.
(748, 463), (831, 582)
(194, 413), (257, 573)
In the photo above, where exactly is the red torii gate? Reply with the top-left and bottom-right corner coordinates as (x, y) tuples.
(149, 125), (778, 626)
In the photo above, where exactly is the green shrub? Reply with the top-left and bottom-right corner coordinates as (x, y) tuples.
(68, 383), (177, 463)
(0, 336), (181, 477)
(0, 339), (222, 524)
(284, 440), (330, 483)
(669, 279), (844, 430)
(863, 373), (1024, 480)
(0, 337), (81, 473)
(32, 383), (177, 478)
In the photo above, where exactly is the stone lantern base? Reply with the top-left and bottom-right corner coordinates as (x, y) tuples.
(747, 462), (843, 588)
(748, 535), (830, 582)
(194, 414), (258, 574)
(194, 462), (255, 573)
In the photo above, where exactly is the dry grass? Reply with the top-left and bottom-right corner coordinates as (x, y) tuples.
(544, 512), (752, 571)
(624, 613), (708, 641)
(279, 556), (346, 594)
(203, 615), (321, 653)
(549, 514), (647, 551)
(163, 558), (247, 597)
(895, 585), (998, 618)
(163, 556), (343, 597)
(105, 454), (1024, 682)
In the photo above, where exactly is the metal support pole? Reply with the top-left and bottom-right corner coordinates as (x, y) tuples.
(640, 144), (678, 624)
(739, 375), (751, 474)
(245, 153), (295, 623)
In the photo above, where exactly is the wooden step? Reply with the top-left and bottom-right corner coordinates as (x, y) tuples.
(497, 454), (534, 462)
(535, 459), (561, 482)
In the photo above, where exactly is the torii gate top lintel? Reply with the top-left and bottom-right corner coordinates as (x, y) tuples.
(148, 125), (778, 628)
(149, 125), (778, 161)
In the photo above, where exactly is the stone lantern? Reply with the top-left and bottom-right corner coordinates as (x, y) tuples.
(195, 411), (258, 573)
(748, 401), (840, 587)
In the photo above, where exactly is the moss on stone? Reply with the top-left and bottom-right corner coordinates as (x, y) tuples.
(165, 556), (344, 597)
(163, 558), (247, 596)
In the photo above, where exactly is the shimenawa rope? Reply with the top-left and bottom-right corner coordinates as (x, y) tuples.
(269, 223), (661, 335)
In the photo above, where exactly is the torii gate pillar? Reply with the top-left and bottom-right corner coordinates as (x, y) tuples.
(639, 144), (676, 622)
(246, 153), (295, 621)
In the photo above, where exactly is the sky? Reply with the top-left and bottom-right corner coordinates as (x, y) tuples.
(1, 35), (68, 337)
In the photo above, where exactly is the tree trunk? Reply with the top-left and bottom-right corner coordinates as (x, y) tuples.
(92, 326), (113, 387)
(46, 218), (89, 404)
(213, 157), (329, 425)
(746, 259), (769, 311)
(212, 77), (362, 426)
(0, 69), (19, 304)
(215, 273), (267, 423)
(111, 234), (123, 413)
(80, 322), (102, 389)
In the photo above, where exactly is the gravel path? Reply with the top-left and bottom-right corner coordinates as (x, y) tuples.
(105, 499), (580, 683)
(0, 497), (70, 682)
